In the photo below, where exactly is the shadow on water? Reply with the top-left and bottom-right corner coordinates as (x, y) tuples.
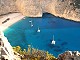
(57, 39), (62, 41)
(47, 38), (68, 53)
(47, 43), (63, 53)
(60, 42), (68, 46)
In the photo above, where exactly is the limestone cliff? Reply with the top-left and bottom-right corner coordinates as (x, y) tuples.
(0, 0), (19, 15)
(58, 51), (80, 60)
(0, 0), (80, 21)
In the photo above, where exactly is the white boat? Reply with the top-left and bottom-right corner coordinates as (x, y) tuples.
(29, 20), (33, 27)
(31, 24), (33, 27)
(29, 20), (32, 23)
(51, 35), (55, 45)
(37, 27), (40, 32)
(31, 22), (33, 27)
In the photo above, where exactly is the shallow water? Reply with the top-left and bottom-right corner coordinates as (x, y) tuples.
(4, 13), (80, 57)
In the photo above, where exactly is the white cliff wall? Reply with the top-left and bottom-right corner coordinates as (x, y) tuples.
(0, 0), (80, 21)
(0, 30), (15, 60)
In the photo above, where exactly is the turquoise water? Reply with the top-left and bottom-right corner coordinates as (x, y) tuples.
(4, 13), (80, 57)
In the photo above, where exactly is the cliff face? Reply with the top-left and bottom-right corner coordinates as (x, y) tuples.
(58, 51), (80, 60)
(0, 0), (19, 15)
(0, 0), (80, 21)
(15, 0), (42, 17)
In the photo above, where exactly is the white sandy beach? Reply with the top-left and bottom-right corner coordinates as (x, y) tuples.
(0, 13), (25, 31)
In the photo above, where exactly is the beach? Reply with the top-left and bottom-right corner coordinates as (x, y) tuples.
(0, 13), (25, 31)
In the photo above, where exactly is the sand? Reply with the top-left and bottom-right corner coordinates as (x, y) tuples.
(0, 13), (25, 60)
(0, 13), (25, 31)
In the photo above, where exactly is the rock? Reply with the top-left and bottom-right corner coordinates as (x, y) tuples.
(0, 0), (80, 21)
(57, 51), (80, 60)
(0, 0), (19, 15)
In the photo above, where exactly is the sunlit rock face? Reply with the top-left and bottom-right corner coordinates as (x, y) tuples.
(0, 0), (19, 15)
(58, 51), (80, 60)
(15, 0), (42, 17)
(44, 0), (80, 21)
(0, 0), (80, 21)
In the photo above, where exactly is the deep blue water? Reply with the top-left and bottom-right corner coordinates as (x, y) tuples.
(4, 13), (80, 57)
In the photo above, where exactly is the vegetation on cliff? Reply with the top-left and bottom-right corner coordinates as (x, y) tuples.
(13, 45), (57, 60)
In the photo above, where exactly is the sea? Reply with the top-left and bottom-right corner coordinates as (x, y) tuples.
(4, 13), (80, 57)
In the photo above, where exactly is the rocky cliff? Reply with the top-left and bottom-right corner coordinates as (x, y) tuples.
(0, 0), (19, 15)
(0, 0), (80, 21)
(58, 51), (80, 60)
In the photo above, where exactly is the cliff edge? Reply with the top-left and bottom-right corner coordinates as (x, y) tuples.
(0, 0), (80, 21)
(58, 51), (80, 60)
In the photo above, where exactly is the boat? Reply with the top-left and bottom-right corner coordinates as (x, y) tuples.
(37, 27), (40, 32)
(29, 20), (32, 23)
(51, 35), (55, 45)
(29, 20), (33, 27)
(31, 22), (33, 27)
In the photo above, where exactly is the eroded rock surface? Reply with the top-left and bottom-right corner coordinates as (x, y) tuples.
(0, 0), (19, 15)
(0, 0), (80, 21)
(58, 51), (80, 60)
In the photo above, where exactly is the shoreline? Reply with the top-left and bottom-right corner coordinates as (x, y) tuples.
(0, 12), (80, 32)
(0, 13), (25, 31)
